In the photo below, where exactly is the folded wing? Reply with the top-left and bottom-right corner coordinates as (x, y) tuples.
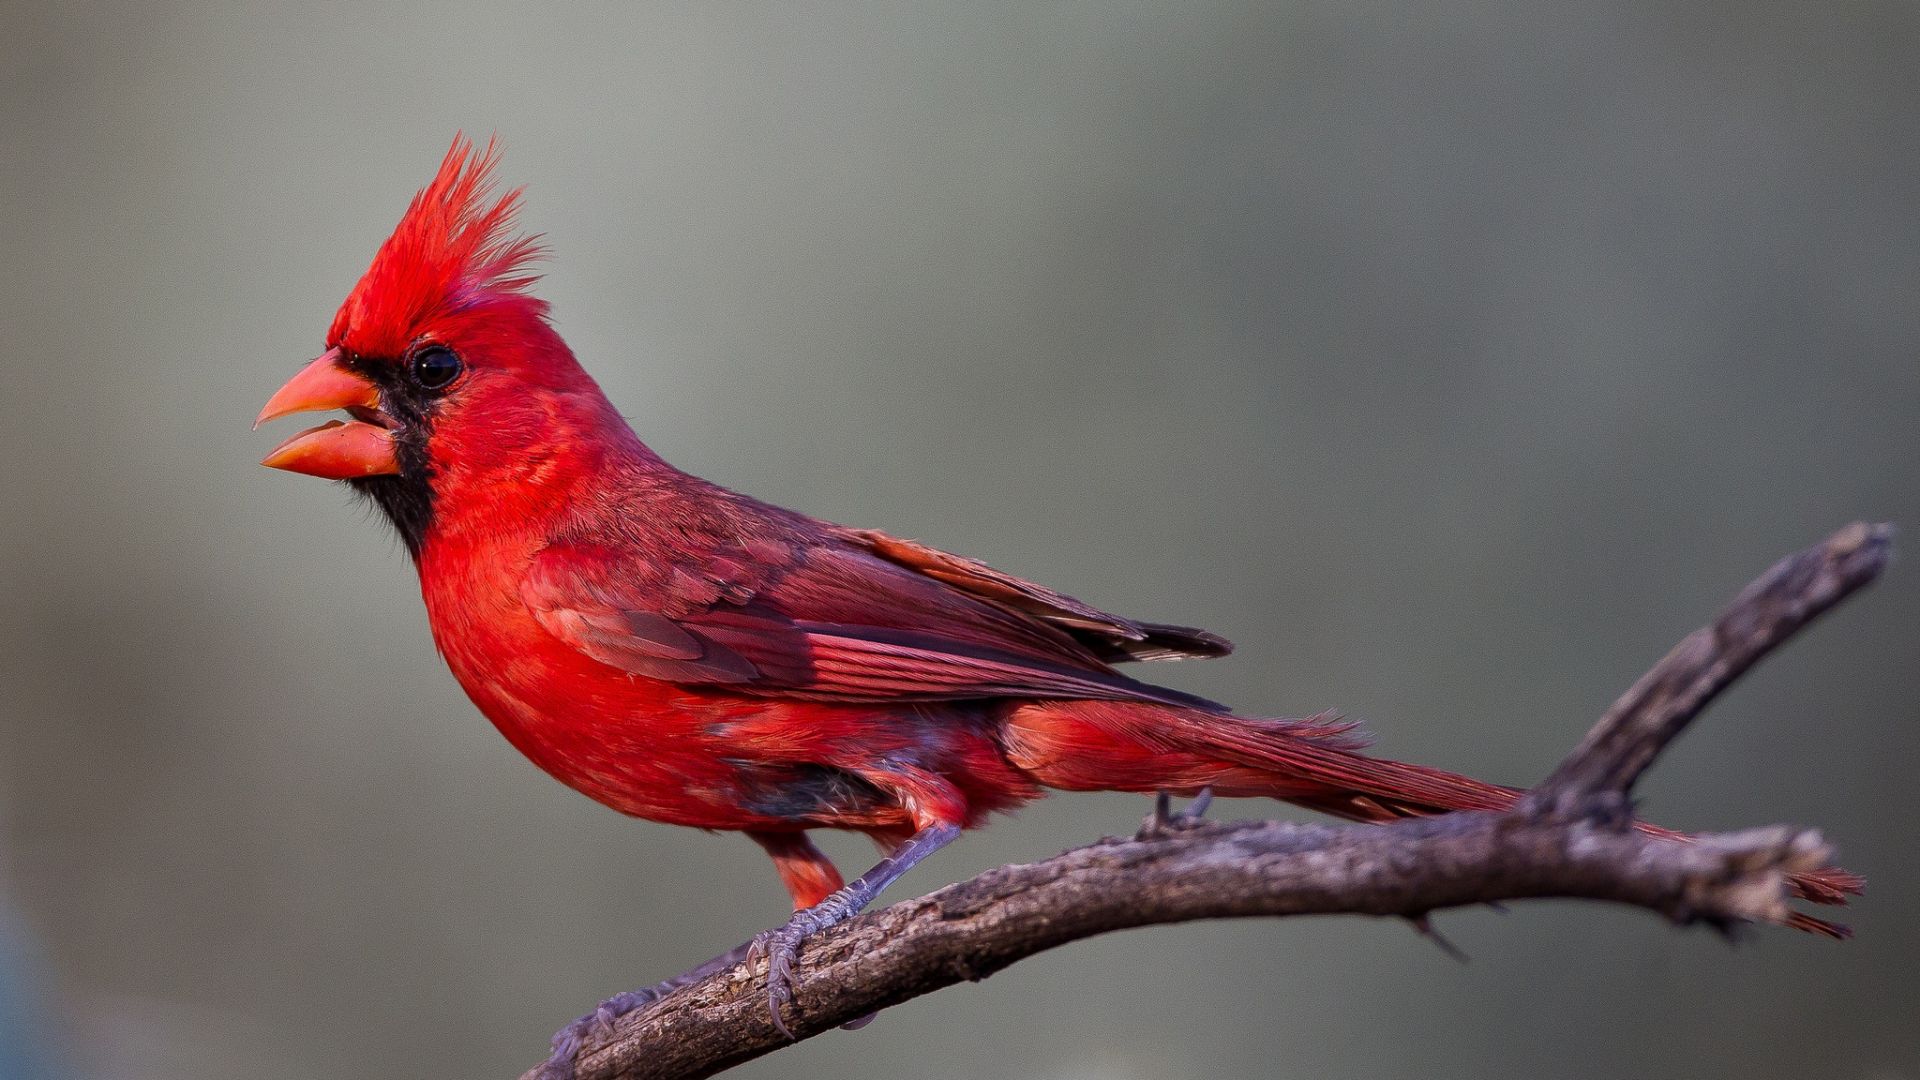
(521, 528), (1230, 710)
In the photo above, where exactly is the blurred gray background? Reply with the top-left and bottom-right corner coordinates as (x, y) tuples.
(2, 3), (1916, 1078)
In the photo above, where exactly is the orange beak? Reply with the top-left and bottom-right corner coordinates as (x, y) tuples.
(256, 348), (401, 479)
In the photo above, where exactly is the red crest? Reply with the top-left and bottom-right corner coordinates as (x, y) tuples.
(328, 135), (544, 358)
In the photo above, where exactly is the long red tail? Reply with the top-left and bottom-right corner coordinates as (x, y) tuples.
(1001, 701), (1862, 937)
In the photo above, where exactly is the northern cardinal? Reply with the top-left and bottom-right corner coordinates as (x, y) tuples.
(258, 139), (1859, 1072)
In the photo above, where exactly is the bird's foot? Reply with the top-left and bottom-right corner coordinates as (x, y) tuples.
(746, 890), (863, 1039)
(742, 821), (962, 1038)
(536, 986), (662, 1080)
(535, 939), (755, 1080)
(1139, 787), (1215, 838)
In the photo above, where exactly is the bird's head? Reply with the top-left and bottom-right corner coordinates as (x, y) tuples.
(257, 137), (620, 554)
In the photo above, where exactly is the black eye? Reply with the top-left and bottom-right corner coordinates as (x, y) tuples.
(409, 346), (462, 391)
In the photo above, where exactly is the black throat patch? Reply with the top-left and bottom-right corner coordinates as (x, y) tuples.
(345, 357), (438, 559)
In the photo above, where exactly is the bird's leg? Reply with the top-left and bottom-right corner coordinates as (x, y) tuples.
(1185, 787), (1215, 820)
(536, 940), (754, 1080)
(748, 821), (962, 1038)
(750, 829), (847, 911)
(1141, 786), (1215, 837)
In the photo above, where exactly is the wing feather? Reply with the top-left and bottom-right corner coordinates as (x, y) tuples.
(521, 533), (1227, 710)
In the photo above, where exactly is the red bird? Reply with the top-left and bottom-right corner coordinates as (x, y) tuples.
(258, 140), (1859, 1072)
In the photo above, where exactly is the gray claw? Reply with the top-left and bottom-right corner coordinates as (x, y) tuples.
(539, 986), (663, 1080)
(1141, 788), (1214, 836)
(754, 924), (807, 1039)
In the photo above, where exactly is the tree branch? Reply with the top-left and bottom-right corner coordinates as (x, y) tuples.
(528, 523), (1890, 1080)
(1527, 520), (1892, 814)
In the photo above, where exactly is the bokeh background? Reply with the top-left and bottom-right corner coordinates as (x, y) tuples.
(3, 3), (1916, 1078)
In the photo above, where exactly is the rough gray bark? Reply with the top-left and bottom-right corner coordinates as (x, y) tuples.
(525, 522), (1890, 1080)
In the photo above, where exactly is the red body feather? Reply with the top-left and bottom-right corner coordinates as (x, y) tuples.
(263, 139), (1860, 932)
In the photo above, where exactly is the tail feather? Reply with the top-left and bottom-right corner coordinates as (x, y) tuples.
(1284, 765), (1860, 939)
(1003, 702), (1862, 936)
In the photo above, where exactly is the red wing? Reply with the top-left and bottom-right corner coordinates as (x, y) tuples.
(842, 529), (1233, 662)
(521, 539), (1225, 710)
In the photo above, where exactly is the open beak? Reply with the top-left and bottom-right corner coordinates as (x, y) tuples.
(255, 348), (401, 479)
